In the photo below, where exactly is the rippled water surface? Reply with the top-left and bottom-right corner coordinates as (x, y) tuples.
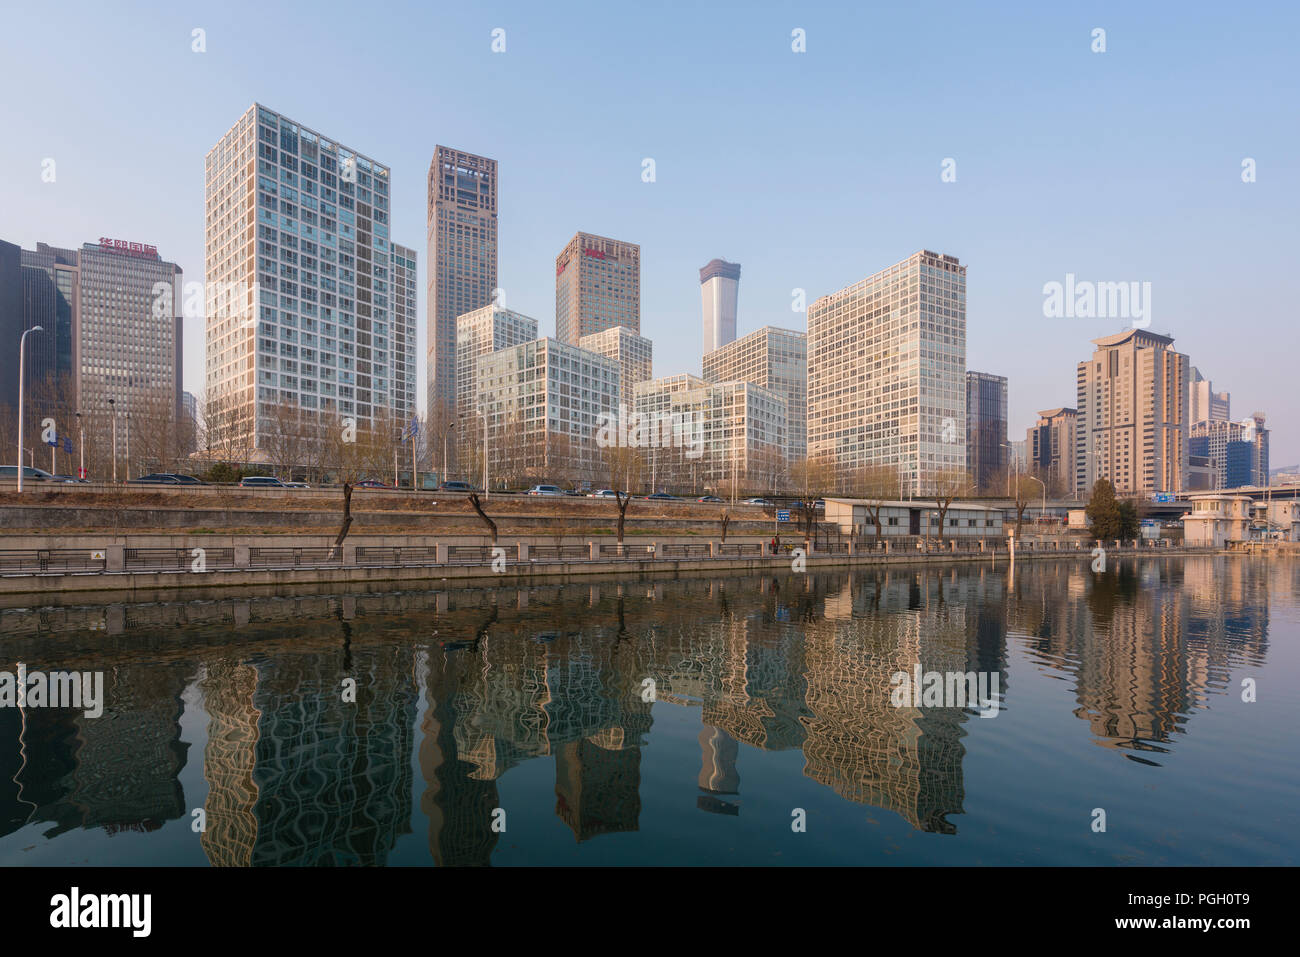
(1, 555), (1296, 865)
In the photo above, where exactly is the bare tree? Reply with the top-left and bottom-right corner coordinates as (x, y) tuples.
(854, 464), (901, 543)
(931, 469), (970, 542)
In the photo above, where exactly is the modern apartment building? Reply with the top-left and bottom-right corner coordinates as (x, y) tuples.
(700, 258), (740, 355)
(964, 371), (1007, 493)
(456, 305), (539, 438)
(426, 146), (498, 421)
(475, 338), (620, 484)
(555, 232), (640, 344)
(1188, 366), (1230, 426)
(703, 325), (806, 463)
(807, 250), (967, 495)
(1027, 406), (1077, 497)
(1075, 329), (1189, 496)
(2, 238), (183, 469)
(634, 374), (786, 493)
(579, 324), (652, 412)
(390, 243), (418, 422)
(206, 104), (413, 454)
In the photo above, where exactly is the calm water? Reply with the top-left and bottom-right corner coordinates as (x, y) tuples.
(1, 555), (1296, 866)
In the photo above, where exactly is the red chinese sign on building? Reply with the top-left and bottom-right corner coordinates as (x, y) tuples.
(98, 237), (160, 259)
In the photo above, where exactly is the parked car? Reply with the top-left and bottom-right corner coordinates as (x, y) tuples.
(743, 497), (771, 506)
(239, 476), (285, 488)
(697, 495), (724, 503)
(645, 492), (681, 501)
(0, 465), (54, 482)
(589, 489), (620, 498)
(526, 484), (566, 496)
(438, 481), (475, 492)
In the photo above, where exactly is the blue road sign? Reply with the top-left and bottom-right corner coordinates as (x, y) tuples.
(777, 510), (790, 522)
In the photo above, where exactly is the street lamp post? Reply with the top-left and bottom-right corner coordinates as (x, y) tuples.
(480, 404), (489, 499)
(16, 326), (44, 493)
(75, 411), (84, 480)
(125, 411), (131, 482)
(109, 398), (117, 483)
(1025, 473), (1046, 527)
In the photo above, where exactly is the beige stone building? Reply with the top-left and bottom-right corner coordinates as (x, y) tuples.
(555, 232), (640, 344)
(704, 326), (806, 463)
(579, 325), (652, 412)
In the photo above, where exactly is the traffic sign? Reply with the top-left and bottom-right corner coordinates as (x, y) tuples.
(777, 510), (790, 522)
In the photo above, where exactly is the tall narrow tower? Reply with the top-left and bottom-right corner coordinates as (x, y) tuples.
(699, 259), (740, 355)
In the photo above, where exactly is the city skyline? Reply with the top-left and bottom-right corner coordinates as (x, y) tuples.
(1, 2), (1296, 464)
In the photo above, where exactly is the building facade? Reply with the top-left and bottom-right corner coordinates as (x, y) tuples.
(699, 258), (740, 356)
(1075, 329), (1189, 497)
(807, 250), (967, 495)
(1188, 366), (1230, 426)
(964, 371), (1007, 494)
(1027, 406), (1078, 497)
(426, 146), (498, 421)
(475, 338), (620, 485)
(206, 104), (413, 456)
(390, 243), (418, 422)
(456, 305), (539, 440)
(555, 232), (640, 344)
(579, 325), (652, 413)
(634, 375), (786, 493)
(703, 326), (806, 464)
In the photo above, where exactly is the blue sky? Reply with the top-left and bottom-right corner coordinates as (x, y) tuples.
(2, 0), (1297, 463)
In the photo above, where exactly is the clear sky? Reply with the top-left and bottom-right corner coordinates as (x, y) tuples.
(2, 0), (1297, 463)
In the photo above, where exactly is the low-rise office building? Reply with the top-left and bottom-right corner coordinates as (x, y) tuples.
(824, 498), (1003, 539)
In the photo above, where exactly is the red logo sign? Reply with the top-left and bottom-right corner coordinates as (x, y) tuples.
(99, 237), (159, 259)
(583, 248), (606, 259)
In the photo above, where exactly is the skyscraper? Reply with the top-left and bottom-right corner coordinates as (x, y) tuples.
(1075, 329), (1189, 496)
(807, 251), (967, 495)
(965, 372), (1007, 493)
(699, 258), (740, 355)
(1027, 407), (1077, 497)
(455, 305), (538, 442)
(555, 232), (640, 344)
(703, 326), (806, 463)
(206, 104), (411, 454)
(390, 243), (419, 422)
(426, 147), (498, 424)
(1188, 366), (1230, 426)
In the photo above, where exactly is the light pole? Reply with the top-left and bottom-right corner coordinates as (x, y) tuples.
(1025, 473), (1046, 528)
(75, 412), (84, 480)
(16, 326), (43, 492)
(125, 411), (131, 482)
(480, 403), (489, 498)
(109, 398), (117, 483)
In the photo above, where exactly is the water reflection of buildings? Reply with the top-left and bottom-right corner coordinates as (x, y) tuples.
(0, 555), (1281, 861)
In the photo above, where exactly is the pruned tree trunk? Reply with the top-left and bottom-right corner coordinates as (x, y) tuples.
(468, 491), (497, 543)
(327, 482), (354, 560)
(720, 511), (730, 543)
(616, 490), (630, 545)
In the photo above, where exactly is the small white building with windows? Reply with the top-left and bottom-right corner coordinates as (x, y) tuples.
(824, 499), (1003, 539)
(1181, 494), (1252, 547)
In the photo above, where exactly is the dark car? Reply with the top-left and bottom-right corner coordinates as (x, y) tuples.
(129, 473), (182, 485)
(646, 493), (680, 501)
(170, 473), (206, 485)
(0, 465), (53, 482)
(50, 474), (89, 484)
(438, 481), (475, 492)
(355, 479), (389, 489)
(697, 495), (724, 503)
(239, 476), (285, 488)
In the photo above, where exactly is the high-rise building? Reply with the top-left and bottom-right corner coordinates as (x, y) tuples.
(390, 243), (419, 422)
(426, 146), (498, 422)
(1075, 329), (1189, 496)
(4, 239), (182, 470)
(964, 372), (1007, 493)
(579, 325), (652, 412)
(206, 104), (411, 455)
(699, 259), (740, 355)
(555, 232), (640, 344)
(1188, 367), (1230, 426)
(456, 305), (538, 436)
(634, 374), (786, 493)
(475, 338), (620, 484)
(703, 326), (806, 464)
(1027, 407), (1077, 497)
(1194, 414), (1270, 488)
(807, 251), (966, 495)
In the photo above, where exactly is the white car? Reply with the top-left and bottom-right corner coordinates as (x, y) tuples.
(527, 484), (567, 496)
(589, 489), (619, 498)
